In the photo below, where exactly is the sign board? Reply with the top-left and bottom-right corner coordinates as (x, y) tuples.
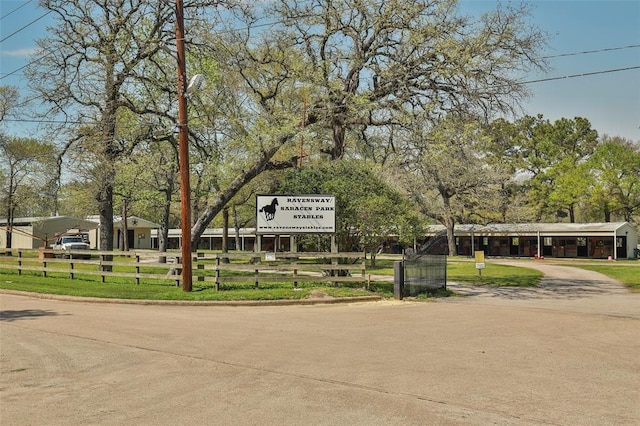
(475, 251), (485, 270)
(256, 195), (336, 235)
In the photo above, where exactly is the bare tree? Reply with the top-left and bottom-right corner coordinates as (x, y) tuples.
(26, 0), (219, 252)
(0, 86), (20, 123)
(269, 0), (548, 159)
(0, 135), (56, 249)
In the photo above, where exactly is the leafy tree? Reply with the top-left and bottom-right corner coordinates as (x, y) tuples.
(26, 0), (219, 251)
(0, 134), (57, 248)
(483, 118), (534, 223)
(276, 160), (420, 262)
(188, 24), (307, 245)
(585, 136), (640, 223)
(268, 0), (548, 160)
(506, 115), (598, 222)
(399, 116), (505, 255)
(185, 0), (549, 248)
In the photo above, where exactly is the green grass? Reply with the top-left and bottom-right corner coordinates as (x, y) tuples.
(563, 263), (640, 292)
(0, 269), (376, 301)
(369, 256), (543, 287)
(447, 260), (543, 287)
(12, 255), (637, 300)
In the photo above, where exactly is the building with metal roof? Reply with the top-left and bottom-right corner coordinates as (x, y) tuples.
(423, 222), (638, 259)
(0, 216), (99, 249)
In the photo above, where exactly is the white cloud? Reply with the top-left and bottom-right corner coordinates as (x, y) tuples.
(2, 48), (39, 57)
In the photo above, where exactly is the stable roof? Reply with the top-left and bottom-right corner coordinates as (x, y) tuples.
(425, 222), (636, 237)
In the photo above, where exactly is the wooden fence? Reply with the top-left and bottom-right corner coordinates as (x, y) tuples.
(0, 249), (368, 289)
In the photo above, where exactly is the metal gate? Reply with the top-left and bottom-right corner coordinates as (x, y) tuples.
(394, 230), (447, 298)
(400, 254), (447, 297)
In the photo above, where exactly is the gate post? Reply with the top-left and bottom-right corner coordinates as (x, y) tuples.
(393, 260), (404, 300)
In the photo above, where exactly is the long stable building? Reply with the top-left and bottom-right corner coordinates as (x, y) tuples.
(424, 222), (638, 260)
(150, 222), (639, 260)
(5, 217), (635, 260)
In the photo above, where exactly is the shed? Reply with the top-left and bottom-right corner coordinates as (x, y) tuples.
(87, 215), (159, 250)
(0, 216), (99, 249)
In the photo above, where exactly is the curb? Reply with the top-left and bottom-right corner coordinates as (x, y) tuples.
(0, 289), (384, 306)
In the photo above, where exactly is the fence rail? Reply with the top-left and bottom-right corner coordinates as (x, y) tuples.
(0, 249), (367, 289)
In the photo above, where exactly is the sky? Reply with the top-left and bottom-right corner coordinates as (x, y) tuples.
(1, 0), (639, 141)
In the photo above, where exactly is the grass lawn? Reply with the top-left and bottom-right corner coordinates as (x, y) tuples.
(370, 256), (543, 287)
(0, 256), (543, 301)
(447, 259), (543, 287)
(7, 256), (633, 301)
(562, 262), (640, 292)
(0, 269), (378, 301)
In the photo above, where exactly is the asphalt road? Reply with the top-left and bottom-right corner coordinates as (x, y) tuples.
(1, 261), (639, 425)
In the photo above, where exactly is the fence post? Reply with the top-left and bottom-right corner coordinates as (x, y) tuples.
(100, 254), (106, 283)
(18, 250), (23, 276)
(175, 255), (182, 287)
(70, 260), (74, 280)
(215, 256), (220, 291)
(136, 254), (140, 285)
(254, 265), (259, 289)
(197, 252), (204, 282)
(393, 260), (404, 300)
(293, 266), (298, 289)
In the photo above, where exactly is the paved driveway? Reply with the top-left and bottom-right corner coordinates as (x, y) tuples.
(1, 261), (639, 425)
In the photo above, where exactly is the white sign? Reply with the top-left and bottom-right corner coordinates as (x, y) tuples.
(256, 195), (336, 234)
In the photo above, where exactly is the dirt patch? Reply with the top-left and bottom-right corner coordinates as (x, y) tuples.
(307, 289), (334, 299)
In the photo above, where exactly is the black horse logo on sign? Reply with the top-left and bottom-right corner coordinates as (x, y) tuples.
(259, 198), (279, 221)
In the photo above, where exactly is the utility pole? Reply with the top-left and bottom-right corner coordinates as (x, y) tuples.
(175, 0), (192, 291)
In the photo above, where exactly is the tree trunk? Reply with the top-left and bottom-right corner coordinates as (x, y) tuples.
(98, 184), (115, 251)
(191, 142), (288, 247)
(441, 195), (457, 256)
(6, 172), (15, 252)
(233, 205), (241, 251)
(222, 207), (229, 263)
(121, 203), (129, 251)
(157, 179), (174, 263)
(569, 204), (575, 223)
(99, 69), (117, 255)
(604, 202), (611, 222)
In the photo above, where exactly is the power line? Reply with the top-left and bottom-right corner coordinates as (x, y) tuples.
(0, 0), (34, 20)
(523, 65), (640, 84)
(0, 10), (53, 44)
(2, 63), (639, 128)
(541, 45), (640, 59)
(1, 0), (639, 82)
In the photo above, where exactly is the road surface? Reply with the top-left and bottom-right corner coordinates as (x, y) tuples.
(1, 261), (639, 425)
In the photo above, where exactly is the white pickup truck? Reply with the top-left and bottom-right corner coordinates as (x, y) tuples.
(52, 235), (91, 259)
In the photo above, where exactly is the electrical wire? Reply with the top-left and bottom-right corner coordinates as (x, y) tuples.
(2, 62), (638, 128)
(523, 65), (640, 84)
(541, 44), (640, 59)
(0, 0), (33, 20)
(0, 10), (53, 44)
(1, 3), (638, 128)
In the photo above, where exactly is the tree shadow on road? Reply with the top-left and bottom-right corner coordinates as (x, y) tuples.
(450, 278), (627, 300)
(0, 310), (59, 322)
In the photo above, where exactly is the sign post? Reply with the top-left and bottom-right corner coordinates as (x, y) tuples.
(475, 250), (485, 277)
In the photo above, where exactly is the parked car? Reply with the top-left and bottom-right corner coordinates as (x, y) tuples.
(52, 235), (91, 259)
